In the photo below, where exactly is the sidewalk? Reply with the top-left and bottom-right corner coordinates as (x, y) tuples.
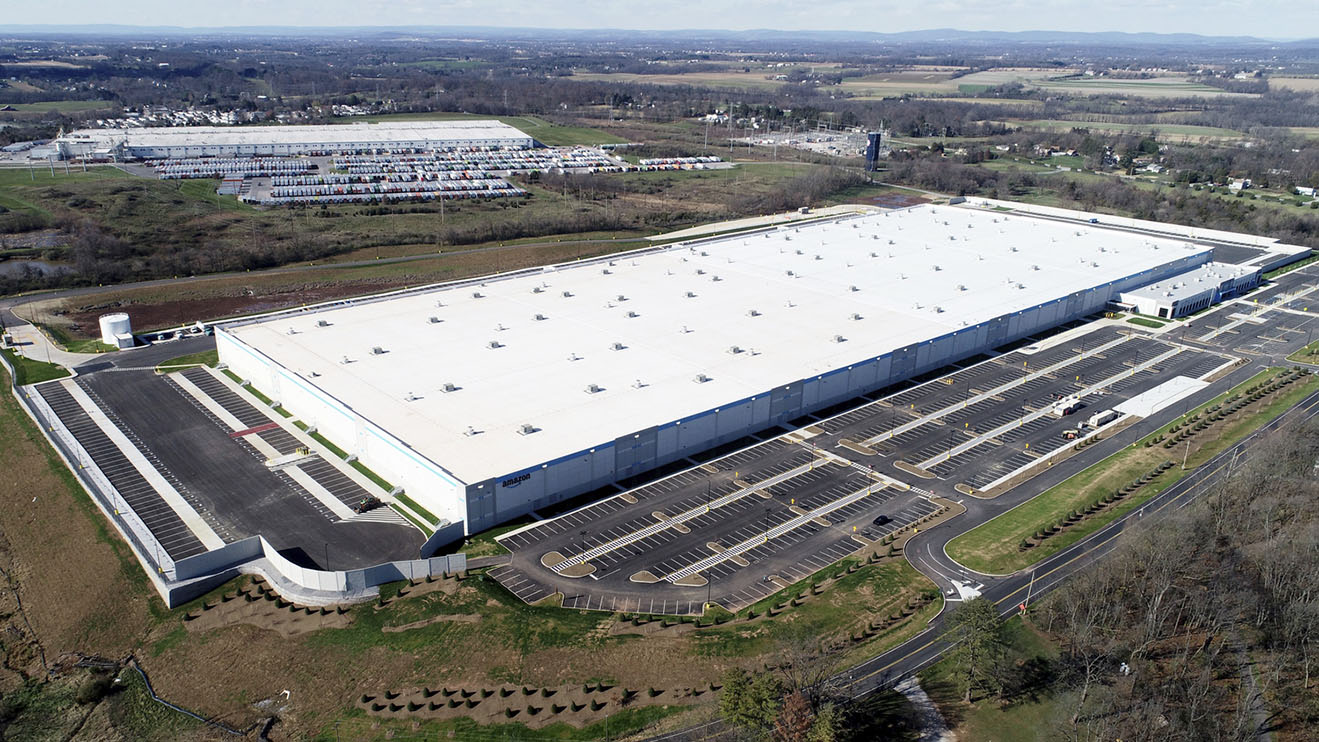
(4, 322), (106, 369)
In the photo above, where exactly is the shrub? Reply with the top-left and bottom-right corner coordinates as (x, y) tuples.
(75, 673), (115, 705)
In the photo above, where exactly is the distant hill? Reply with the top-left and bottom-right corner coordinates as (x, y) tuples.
(0, 24), (1312, 46)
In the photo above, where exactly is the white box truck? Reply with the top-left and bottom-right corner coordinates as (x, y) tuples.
(1087, 409), (1119, 428)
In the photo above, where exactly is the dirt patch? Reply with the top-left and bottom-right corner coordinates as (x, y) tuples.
(609, 620), (697, 638)
(61, 279), (406, 336)
(184, 581), (352, 638)
(359, 681), (711, 729)
(848, 193), (931, 209)
(382, 613), (480, 633)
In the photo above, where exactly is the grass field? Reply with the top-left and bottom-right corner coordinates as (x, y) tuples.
(1, 99), (117, 113)
(1031, 76), (1248, 98)
(0, 347), (71, 384)
(1287, 340), (1319, 364)
(921, 616), (1061, 740)
(947, 368), (1319, 574)
(1268, 77), (1319, 93)
(340, 112), (626, 146)
(154, 348), (218, 371)
(689, 559), (940, 661)
(1007, 119), (1245, 141)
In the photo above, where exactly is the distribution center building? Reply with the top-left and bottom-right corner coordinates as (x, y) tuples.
(1117, 261), (1261, 319)
(52, 120), (535, 160)
(217, 206), (1211, 540)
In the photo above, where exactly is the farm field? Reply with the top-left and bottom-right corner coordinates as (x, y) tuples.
(0, 99), (118, 113)
(1032, 75), (1250, 97)
(1267, 76), (1319, 92)
(1003, 119), (1246, 141)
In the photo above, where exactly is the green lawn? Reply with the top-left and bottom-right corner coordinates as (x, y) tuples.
(1265, 251), (1318, 279)
(37, 322), (115, 354)
(689, 559), (940, 663)
(175, 178), (256, 211)
(1287, 340), (1319, 364)
(1126, 316), (1166, 329)
(461, 524), (527, 558)
(0, 348), (70, 385)
(394, 491), (439, 525)
(947, 368), (1319, 574)
(154, 349), (219, 371)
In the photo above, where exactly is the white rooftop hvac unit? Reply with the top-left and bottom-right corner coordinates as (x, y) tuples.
(584, 383), (602, 394)
(441, 382), (458, 393)
(517, 423), (537, 435)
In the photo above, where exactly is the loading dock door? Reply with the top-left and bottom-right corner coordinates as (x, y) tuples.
(467, 480), (497, 533)
(770, 381), (804, 423)
(614, 426), (659, 480)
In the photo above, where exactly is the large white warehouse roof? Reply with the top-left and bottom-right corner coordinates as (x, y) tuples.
(222, 206), (1208, 485)
(57, 120), (533, 151)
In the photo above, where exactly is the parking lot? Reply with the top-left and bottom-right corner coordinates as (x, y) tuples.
(492, 321), (1232, 614)
(33, 364), (423, 570)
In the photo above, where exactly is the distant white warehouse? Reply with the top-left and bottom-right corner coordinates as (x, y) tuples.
(52, 120), (535, 160)
(1118, 261), (1261, 319)
(217, 206), (1211, 543)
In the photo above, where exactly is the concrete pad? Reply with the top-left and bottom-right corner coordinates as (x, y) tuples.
(540, 551), (567, 569)
(1116, 375), (1209, 418)
(673, 574), (707, 587)
(629, 570), (660, 584)
(619, 493), (638, 504)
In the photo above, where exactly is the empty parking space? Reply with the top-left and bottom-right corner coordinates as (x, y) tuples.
(491, 322), (1231, 614)
(36, 382), (210, 560)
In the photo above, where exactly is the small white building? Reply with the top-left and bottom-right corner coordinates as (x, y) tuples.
(1118, 262), (1261, 319)
(98, 313), (134, 349)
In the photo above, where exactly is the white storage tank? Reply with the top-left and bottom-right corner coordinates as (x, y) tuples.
(98, 313), (133, 349)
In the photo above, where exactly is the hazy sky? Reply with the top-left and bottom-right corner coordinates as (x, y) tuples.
(5, 0), (1315, 40)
